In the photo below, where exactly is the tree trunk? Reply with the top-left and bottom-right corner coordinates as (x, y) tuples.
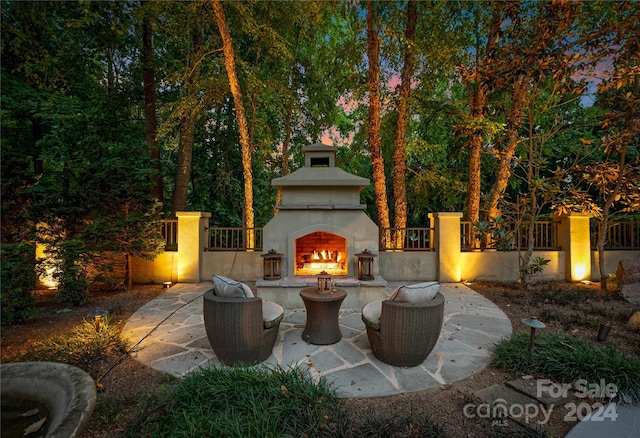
(486, 75), (529, 220)
(126, 253), (132, 290)
(142, 8), (163, 203)
(212, 0), (255, 247)
(392, 0), (417, 249)
(466, 133), (483, 224)
(597, 145), (627, 290)
(367, 0), (390, 247)
(276, 63), (297, 212)
(171, 26), (203, 218)
(463, 8), (505, 224)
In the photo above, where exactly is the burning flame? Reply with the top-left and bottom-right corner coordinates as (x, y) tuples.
(309, 249), (342, 263)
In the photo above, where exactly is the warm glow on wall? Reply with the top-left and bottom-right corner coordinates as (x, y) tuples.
(572, 264), (587, 281)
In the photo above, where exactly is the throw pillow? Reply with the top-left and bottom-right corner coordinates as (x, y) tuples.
(393, 281), (439, 304)
(213, 275), (250, 298)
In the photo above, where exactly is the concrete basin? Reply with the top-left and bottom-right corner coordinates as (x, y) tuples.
(1, 362), (97, 437)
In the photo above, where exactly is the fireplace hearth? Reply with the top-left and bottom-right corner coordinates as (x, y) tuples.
(258, 143), (386, 307)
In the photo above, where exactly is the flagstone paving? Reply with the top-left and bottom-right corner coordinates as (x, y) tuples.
(122, 281), (512, 398)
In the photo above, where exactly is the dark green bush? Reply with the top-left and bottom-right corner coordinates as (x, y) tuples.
(1, 242), (37, 324)
(494, 332), (640, 397)
(51, 239), (90, 305)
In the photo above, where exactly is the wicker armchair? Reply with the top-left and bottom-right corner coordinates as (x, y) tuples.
(362, 292), (444, 367)
(203, 289), (283, 366)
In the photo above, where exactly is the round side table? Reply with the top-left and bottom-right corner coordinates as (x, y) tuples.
(300, 287), (347, 345)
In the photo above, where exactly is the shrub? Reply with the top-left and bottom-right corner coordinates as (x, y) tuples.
(130, 364), (342, 437)
(1, 242), (37, 324)
(494, 332), (640, 398)
(19, 316), (127, 369)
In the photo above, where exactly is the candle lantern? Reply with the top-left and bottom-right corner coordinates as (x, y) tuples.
(261, 249), (283, 280)
(355, 249), (377, 281)
(317, 271), (332, 293)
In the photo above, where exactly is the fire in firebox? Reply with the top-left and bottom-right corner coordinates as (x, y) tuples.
(297, 248), (345, 273)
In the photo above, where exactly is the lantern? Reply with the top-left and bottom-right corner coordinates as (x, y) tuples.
(355, 249), (376, 281)
(261, 249), (283, 280)
(317, 271), (332, 293)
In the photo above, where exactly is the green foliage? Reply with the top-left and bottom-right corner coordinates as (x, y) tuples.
(519, 256), (551, 286)
(494, 332), (640, 397)
(0, 243), (37, 324)
(49, 239), (90, 305)
(471, 216), (514, 251)
(19, 316), (127, 369)
(130, 364), (341, 437)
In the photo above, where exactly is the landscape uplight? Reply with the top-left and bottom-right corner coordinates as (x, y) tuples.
(522, 316), (545, 353)
(87, 309), (109, 333)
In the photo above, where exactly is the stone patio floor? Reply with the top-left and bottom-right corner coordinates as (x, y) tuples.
(122, 281), (512, 398)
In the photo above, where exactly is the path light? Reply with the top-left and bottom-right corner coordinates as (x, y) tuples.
(87, 309), (109, 333)
(163, 281), (173, 288)
(522, 316), (545, 353)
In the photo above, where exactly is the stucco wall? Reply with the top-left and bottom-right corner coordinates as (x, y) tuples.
(133, 248), (639, 285)
(131, 251), (178, 284)
(459, 250), (565, 283)
(378, 251), (437, 281)
(202, 251), (263, 282)
(591, 251), (640, 280)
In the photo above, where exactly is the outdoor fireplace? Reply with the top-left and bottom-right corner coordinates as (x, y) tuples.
(295, 231), (347, 276)
(262, 143), (379, 279)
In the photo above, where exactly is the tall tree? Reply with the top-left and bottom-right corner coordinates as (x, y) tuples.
(171, 24), (204, 217)
(391, 0), (417, 249)
(485, 1), (580, 220)
(212, 0), (254, 245)
(367, 0), (390, 244)
(585, 1), (640, 288)
(458, 5), (507, 224)
(141, 2), (163, 203)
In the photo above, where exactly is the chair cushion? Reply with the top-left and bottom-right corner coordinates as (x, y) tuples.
(262, 300), (284, 329)
(361, 300), (382, 331)
(213, 275), (253, 298)
(393, 281), (440, 304)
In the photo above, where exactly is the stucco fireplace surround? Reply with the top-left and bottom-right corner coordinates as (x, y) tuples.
(257, 143), (387, 308)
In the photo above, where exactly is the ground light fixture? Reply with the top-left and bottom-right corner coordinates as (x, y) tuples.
(522, 316), (546, 353)
(87, 309), (109, 333)
(163, 281), (173, 288)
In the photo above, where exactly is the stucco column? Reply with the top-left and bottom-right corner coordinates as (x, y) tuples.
(553, 212), (591, 281)
(433, 212), (463, 283)
(176, 211), (211, 282)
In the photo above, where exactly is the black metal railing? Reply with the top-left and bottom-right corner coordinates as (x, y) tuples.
(461, 220), (557, 251)
(207, 227), (263, 251)
(591, 220), (639, 250)
(164, 220), (637, 252)
(379, 228), (433, 251)
(161, 220), (178, 251)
